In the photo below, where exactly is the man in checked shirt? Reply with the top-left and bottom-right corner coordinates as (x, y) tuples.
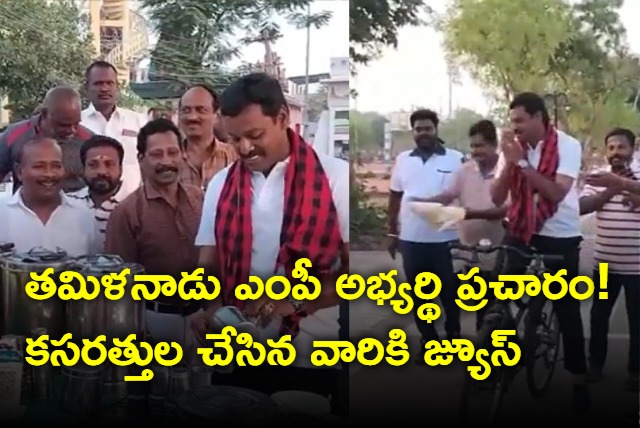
(191, 73), (350, 415)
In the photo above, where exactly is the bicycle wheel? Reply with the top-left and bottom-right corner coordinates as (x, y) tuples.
(524, 296), (561, 397)
(459, 312), (507, 425)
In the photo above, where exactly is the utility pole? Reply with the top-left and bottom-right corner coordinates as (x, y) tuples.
(301, 3), (311, 141)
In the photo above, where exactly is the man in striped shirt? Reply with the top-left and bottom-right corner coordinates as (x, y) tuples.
(580, 127), (640, 392)
(68, 135), (126, 251)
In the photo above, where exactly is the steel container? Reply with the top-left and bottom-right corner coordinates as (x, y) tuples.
(1, 247), (73, 338)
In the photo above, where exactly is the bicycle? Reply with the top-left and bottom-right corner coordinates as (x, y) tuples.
(450, 240), (563, 425)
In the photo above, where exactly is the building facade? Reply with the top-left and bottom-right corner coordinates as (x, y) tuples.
(312, 57), (349, 159)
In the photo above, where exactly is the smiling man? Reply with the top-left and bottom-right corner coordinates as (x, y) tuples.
(68, 135), (127, 250)
(178, 84), (237, 190)
(0, 137), (99, 256)
(191, 73), (349, 414)
(105, 118), (203, 350)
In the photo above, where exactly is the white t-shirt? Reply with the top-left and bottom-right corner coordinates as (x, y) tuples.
(389, 147), (464, 243)
(0, 189), (100, 257)
(195, 152), (349, 369)
(496, 130), (582, 238)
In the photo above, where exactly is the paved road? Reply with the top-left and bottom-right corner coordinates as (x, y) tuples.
(349, 216), (638, 425)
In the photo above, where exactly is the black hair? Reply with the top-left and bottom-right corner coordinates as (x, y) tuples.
(409, 109), (439, 128)
(469, 119), (497, 144)
(80, 135), (124, 166)
(137, 118), (182, 155)
(605, 127), (636, 148)
(220, 73), (287, 118)
(85, 60), (118, 83)
(15, 137), (59, 165)
(509, 92), (550, 126)
(179, 83), (219, 111)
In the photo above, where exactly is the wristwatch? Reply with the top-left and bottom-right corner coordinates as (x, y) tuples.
(517, 159), (530, 169)
(289, 299), (309, 316)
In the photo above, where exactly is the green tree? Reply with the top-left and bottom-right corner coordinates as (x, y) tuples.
(141, 0), (327, 85)
(0, 0), (94, 120)
(438, 108), (485, 153)
(440, 0), (639, 149)
(350, 110), (387, 152)
(350, 0), (429, 67)
(441, 0), (573, 101)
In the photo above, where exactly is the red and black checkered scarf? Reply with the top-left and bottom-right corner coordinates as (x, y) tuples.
(506, 126), (560, 244)
(214, 128), (344, 338)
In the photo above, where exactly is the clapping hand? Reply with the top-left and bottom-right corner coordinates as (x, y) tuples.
(500, 128), (524, 164)
(585, 171), (624, 190)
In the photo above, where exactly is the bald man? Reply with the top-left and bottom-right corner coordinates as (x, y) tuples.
(0, 137), (99, 256)
(178, 84), (236, 190)
(0, 86), (94, 193)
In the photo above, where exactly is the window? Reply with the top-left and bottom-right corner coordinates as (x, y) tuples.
(334, 110), (349, 120)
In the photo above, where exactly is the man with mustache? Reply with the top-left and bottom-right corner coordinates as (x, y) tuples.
(0, 87), (94, 194)
(0, 137), (99, 256)
(105, 118), (203, 349)
(491, 92), (589, 412)
(409, 120), (507, 331)
(580, 127), (640, 392)
(387, 108), (464, 363)
(178, 84), (237, 190)
(81, 60), (148, 198)
(68, 135), (126, 251)
(191, 73), (349, 414)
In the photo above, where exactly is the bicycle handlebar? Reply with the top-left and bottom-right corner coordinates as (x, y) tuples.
(449, 241), (564, 262)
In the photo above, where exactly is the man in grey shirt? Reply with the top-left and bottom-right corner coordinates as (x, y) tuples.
(0, 86), (94, 193)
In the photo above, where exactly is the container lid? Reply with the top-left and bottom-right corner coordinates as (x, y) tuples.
(177, 386), (278, 423)
(0, 242), (15, 254)
(2, 247), (71, 271)
(77, 253), (144, 276)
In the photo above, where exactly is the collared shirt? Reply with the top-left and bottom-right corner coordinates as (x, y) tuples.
(0, 115), (93, 193)
(443, 159), (505, 247)
(81, 104), (148, 198)
(495, 130), (582, 238)
(581, 161), (640, 275)
(195, 153), (350, 369)
(0, 189), (99, 256)
(67, 183), (127, 251)
(390, 145), (464, 243)
(104, 182), (203, 304)
(179, 138), (237, 190)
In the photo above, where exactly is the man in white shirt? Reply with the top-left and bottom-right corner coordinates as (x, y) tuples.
(191, 73), (349, 415)
(0, 137), (99, 256)
(68, 135), (127, 251)
(387, 109), (464, 363)
(491, 92), (589, 412)
(81, 60), (148, 198)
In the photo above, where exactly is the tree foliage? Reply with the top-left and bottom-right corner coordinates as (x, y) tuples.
(350, 0), (428, 67)
(350, 110), (387, 152)
(440, 0), (640, 148)
(141, 0), (330, 85)
(0, 0), (94, 120)
(438, 108), (485, 153)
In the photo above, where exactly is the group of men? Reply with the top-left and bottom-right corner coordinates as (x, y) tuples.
(388, 92), (639, 414)
(0, 61), (350, 414)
